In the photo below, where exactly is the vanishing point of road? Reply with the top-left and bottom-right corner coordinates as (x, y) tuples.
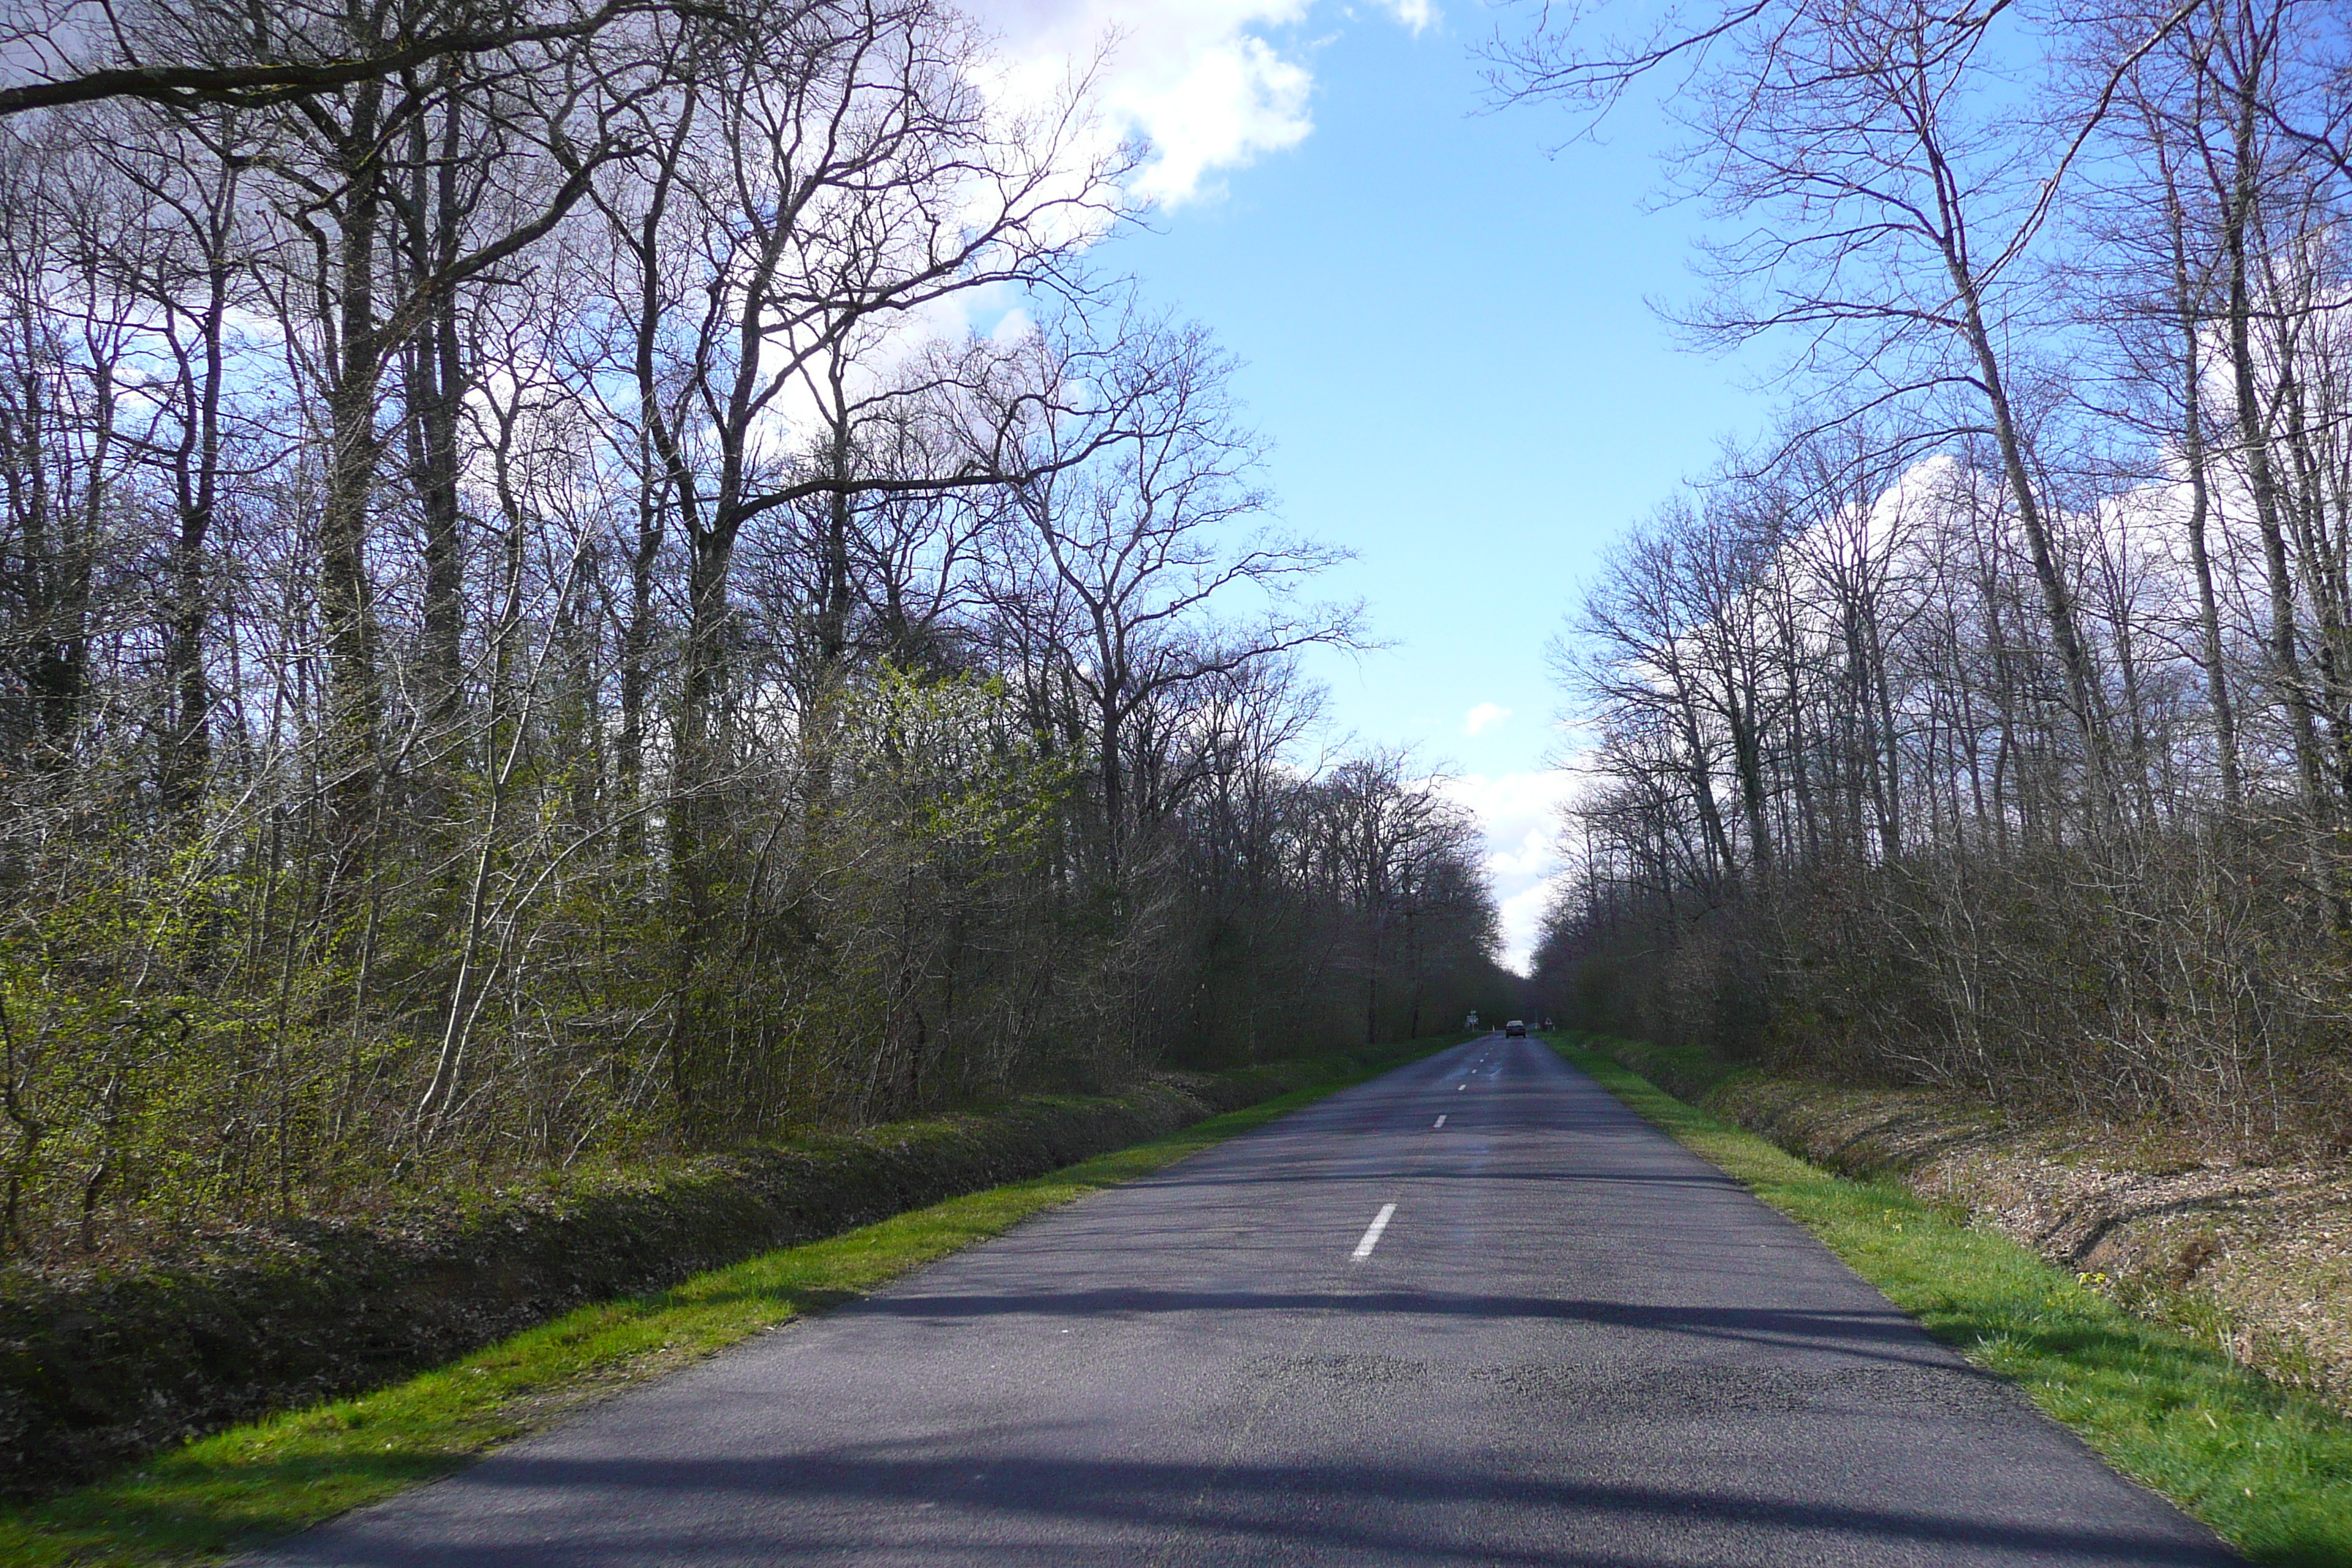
(249, 1035), (2238, 1567)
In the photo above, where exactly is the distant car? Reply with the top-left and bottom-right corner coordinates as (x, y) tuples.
(1504, 1019), (1527, 1037)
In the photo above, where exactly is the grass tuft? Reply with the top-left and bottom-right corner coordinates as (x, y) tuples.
(0, 1045), (1447, 1567)
(1550, 1033), (2352, 1567)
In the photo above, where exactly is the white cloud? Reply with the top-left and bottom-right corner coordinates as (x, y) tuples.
(971, 0), (1421, 208)
(1430, 770), (1574, 974)
(1497, 872), (1567, 970)
(1120, 29), (1313, 207)
(1369, 0), (1436, 31)
(1462, 701), (1511, 736)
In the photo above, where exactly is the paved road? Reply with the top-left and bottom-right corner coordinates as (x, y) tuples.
(250, 1036), (2239, 1567)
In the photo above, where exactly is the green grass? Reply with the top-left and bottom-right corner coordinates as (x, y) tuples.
(1561, 1031), (1748, 1102)
(1548, 1033), (2352, 1567)
(0, 1043), (1451, 1567)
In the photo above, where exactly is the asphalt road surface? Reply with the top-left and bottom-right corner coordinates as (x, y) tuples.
(249, 1035), (2239, 1567)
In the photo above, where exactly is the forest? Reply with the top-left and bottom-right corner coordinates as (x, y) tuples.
(1518, 0), (2352, 1144)
(0, 0), (1511, 1260)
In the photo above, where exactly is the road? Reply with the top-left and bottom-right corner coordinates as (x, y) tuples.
(249, 1035), (2239, 1567)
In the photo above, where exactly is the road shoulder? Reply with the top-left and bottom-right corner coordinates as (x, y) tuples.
(1548, 1034), (2352, 1566)
(0, 1044), (1453, 1568)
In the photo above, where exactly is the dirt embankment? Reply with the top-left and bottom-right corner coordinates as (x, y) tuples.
(1583, 1037), (2352, 1412)
(0, 1052), (1385, 1500)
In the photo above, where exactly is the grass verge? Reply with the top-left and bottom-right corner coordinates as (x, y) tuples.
(0, 1042), (1450, 1567)
(1548, 1033), (2352, 1567)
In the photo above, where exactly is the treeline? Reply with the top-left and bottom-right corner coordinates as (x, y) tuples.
(0, 0), (1507, 1256)
(1510, 0), (2352, 1139)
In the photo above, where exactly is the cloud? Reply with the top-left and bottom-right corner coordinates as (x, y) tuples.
(972, 0), (1421, 208)
(1496, 872), (1567, 973)
(1117, 27), (1314, 207)
(1429, 770), (1573, 974)
(1462, 701), (1512, 736)
(1369, 0), (1436, 31)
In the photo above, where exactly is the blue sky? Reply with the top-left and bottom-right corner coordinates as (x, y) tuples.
(989, 0), (1772, 963)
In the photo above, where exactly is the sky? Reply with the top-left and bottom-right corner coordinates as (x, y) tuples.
(980, 0), (1772, 968)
